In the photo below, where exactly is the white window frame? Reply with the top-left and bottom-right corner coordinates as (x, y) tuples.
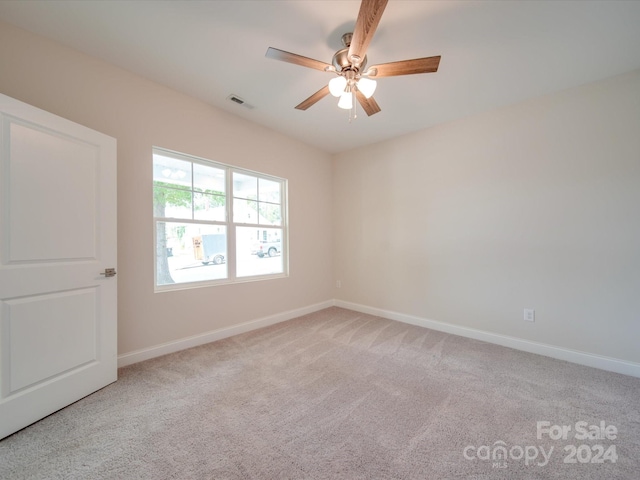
(153, 147), (288, 292)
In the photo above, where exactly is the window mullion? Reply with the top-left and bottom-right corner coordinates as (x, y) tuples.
(154, 216), (226, 227)
(191, 161), (195, 220)
(226, 167), (236, 280)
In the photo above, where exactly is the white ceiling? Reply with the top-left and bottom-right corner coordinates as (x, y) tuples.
(1, 0), (640, 154)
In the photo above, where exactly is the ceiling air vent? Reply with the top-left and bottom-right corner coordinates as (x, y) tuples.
(227, 94), (254, 109)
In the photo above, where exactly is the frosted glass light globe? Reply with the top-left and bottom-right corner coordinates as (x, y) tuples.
(328, 76), (347, 97)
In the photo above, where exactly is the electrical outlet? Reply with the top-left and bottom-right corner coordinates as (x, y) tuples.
(524, 309), (535, 322)
(336, 280), (342, 288)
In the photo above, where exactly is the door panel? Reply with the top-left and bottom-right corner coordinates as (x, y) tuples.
(8, 121), (98, 261)
(5, 288), (97, 393)
(0, 94), (117, 439)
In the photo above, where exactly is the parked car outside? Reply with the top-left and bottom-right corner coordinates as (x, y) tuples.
(254, 240), (281, 258)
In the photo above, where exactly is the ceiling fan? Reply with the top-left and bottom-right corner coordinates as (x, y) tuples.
(265, 0), (441, 118)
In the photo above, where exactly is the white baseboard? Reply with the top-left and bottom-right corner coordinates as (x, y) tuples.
(335, 300), (640, 378)
(117, 300), (334, 368)
(118, 298), (640, 378)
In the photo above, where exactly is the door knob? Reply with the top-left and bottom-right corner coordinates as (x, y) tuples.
(100, 268), (117, 278)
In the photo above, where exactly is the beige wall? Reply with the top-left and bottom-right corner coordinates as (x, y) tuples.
(3, 19), (639, 368)
(334, 69), (640, 364)
(0, 21), (334, 355)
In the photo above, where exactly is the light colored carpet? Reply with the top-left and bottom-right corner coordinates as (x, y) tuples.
(1, 307), (639, 479)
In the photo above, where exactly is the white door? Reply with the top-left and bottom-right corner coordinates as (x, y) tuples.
(0, 94), (117, 439)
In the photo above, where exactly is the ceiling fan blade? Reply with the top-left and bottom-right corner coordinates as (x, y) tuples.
(266, 47), (333, 72)
(367, 56), (441, 77)
(295, 85), (331, 110)
(355, 90), (381, 116)
(348, 0), (388, 66)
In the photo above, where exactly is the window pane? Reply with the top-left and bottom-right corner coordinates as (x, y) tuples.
(233, 198), (259, 224)
(259, 178), (280, 204)
(194, 163), (225, 194)
(156, 221), (227, 285)
(153, 185), (192, 219)
(153, 154), (191, 190)
(259, 203), (282, 226)
(194, 193), (225, 221)
(233, 172), (257, 200)
(236, 226), (283, 278)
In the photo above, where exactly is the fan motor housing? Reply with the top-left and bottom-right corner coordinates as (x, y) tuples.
(332, 33), (367, 73)
(332, 48), (367, 73)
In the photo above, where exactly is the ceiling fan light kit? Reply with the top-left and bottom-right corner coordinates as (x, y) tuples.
(265, 0), (441, 120)
(328, 76), (348, 97)
(338, 91), (354, 110)
(357, 77), (377, 99)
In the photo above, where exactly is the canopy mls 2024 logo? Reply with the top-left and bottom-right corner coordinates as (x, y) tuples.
(463, 420), (618, 469)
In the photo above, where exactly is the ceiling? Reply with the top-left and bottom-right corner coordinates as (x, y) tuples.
(1, 1), (640, 154)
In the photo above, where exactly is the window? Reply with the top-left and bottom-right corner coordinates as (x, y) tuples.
(153, 148), (287, 290)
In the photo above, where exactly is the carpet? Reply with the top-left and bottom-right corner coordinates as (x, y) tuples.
(1, 307), (639, 479)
